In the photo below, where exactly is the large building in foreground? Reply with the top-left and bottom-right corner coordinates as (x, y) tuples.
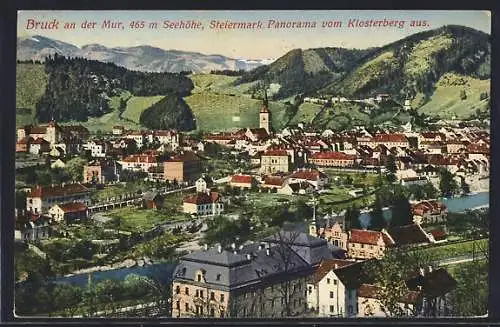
(171, 231), (334, 318)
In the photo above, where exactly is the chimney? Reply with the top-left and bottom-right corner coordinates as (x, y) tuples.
(204, 244), (208, 251)
(266, 248), (271, 256)
(217, 245), (222, 253)
(246, 253), (252, 260)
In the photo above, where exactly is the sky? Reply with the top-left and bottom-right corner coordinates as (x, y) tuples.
(17, 10), (491, 60)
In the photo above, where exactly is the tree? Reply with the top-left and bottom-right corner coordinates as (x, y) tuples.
(384, 155), (397, 174)
(363, 247), (437, 317)
(390, 194), (413, 228)
(460, 89), (467, 100)
(139, 94), (196, 131)
(52, 283), (83, 317)
(345, 205), (361, 229)
(64, 157), (87, 182)
(370, 195), (386, 230)
(438, 169), (458, 197)
(449, 260), (488, 316)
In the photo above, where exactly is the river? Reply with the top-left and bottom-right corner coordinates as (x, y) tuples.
(358, 191), (489, 228)
(51, 192), (489, 287)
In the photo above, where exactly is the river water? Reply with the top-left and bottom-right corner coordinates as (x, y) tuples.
(51, 192), (489, 287)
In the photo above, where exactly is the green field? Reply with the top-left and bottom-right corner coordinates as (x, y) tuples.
(185, 92), (289, 132)
(189, 73), (259, 95)
(16, 63), (48, 127)
(122, 95), (165, 123)
(105, 206), (190, 232)
(289, 102), (324, 125)
(413, 73), (490, 119)
(418, 238), (489, 261)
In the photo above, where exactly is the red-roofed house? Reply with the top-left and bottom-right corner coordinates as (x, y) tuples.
(260, 149), (291, 174)
(261, 175), (288, 191)
(118, 153), (159, 173)
(347, 229), (395, 260)
(309, 152), (356, 167)
(16, 136), (32, 153)
(183, 191), (224, 216)
(412, 200), (448, 225)
(289, 169), (329, 190)
(369, 134), (409, 149)
(229, 174), (256, 189)
(27, 183), (91, 214)
(29, 138), (50, 155)
(48, 202), (88, 223)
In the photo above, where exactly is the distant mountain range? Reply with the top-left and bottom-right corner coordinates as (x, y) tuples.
(17, 35), (275, 73)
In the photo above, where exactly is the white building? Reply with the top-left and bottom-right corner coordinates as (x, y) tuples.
(307, 259), (360, 317)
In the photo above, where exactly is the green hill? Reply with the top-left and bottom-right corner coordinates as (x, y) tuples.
(322, 25), (490, 102)
(184, 92), (289, 132)
(122, 96), (165, 123)
(16, 63), (48, 126)
(413, 73), (490, 119)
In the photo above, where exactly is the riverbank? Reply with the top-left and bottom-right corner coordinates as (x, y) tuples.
(65, 257), (153, 277)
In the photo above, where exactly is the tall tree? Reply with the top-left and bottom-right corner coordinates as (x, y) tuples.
(391, 194), (413, 228)
(370, 195), (386, 230)
(345, 205), (362, 229)
(439, 168), (459, 197)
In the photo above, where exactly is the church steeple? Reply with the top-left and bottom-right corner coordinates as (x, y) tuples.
(259, 88), (271, 133)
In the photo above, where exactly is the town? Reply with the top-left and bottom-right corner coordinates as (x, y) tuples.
(14, 94), (489, 318)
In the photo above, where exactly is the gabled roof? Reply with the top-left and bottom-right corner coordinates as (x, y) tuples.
(231, 174), (253, 184)
(183, 191), (221, 205)
(289, 169), (327, 181)
(349, 229), (395, 246)
(55, 202), (88, 213)
(388, 224), (433, 247)
(29, 184), (89, 198)
(358, 284), (421, 304)
(406, 268), (457, 298)
(310, 151), (356, 160)
(263, 175), (287, 187)
(312, 259), (356, 283)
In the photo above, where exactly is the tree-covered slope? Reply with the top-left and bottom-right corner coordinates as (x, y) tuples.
(321, 25), (490, 101)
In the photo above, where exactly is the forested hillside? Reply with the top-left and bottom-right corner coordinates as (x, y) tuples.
(33, 55), (194, 122)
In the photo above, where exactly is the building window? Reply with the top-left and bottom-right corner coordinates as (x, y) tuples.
(271, 299), (275, 308)
(196, 290), (199, 297)
(220, 294), (225, 302)
(330, 291), (334, 299)
(197, 274), (202, 282)
(176, 301), (180, 310)
(200, 290), (204, 298)
(185, 303), (189, 311)
(361, 244), (364, 248)
(185, 287), (189, 295)
(327, 278), (331, 284)
(220, 310), (225, 318)
(210, 292), (215, 300)
(333, 279), (338, 285)
(210, 308), (215, 317)
(308, 286), (313, 294)
(216, 274), (221, 281)
(175, 286), (180, 294)
(330, 305), (334, 313)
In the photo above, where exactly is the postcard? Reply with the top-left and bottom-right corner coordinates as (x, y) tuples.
(14, 10), (490, 318)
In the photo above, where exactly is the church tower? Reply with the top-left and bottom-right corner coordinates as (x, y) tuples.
(259, 90), (271, 133)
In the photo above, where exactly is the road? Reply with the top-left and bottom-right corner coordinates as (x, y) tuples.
(437, 254), (487, 267)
